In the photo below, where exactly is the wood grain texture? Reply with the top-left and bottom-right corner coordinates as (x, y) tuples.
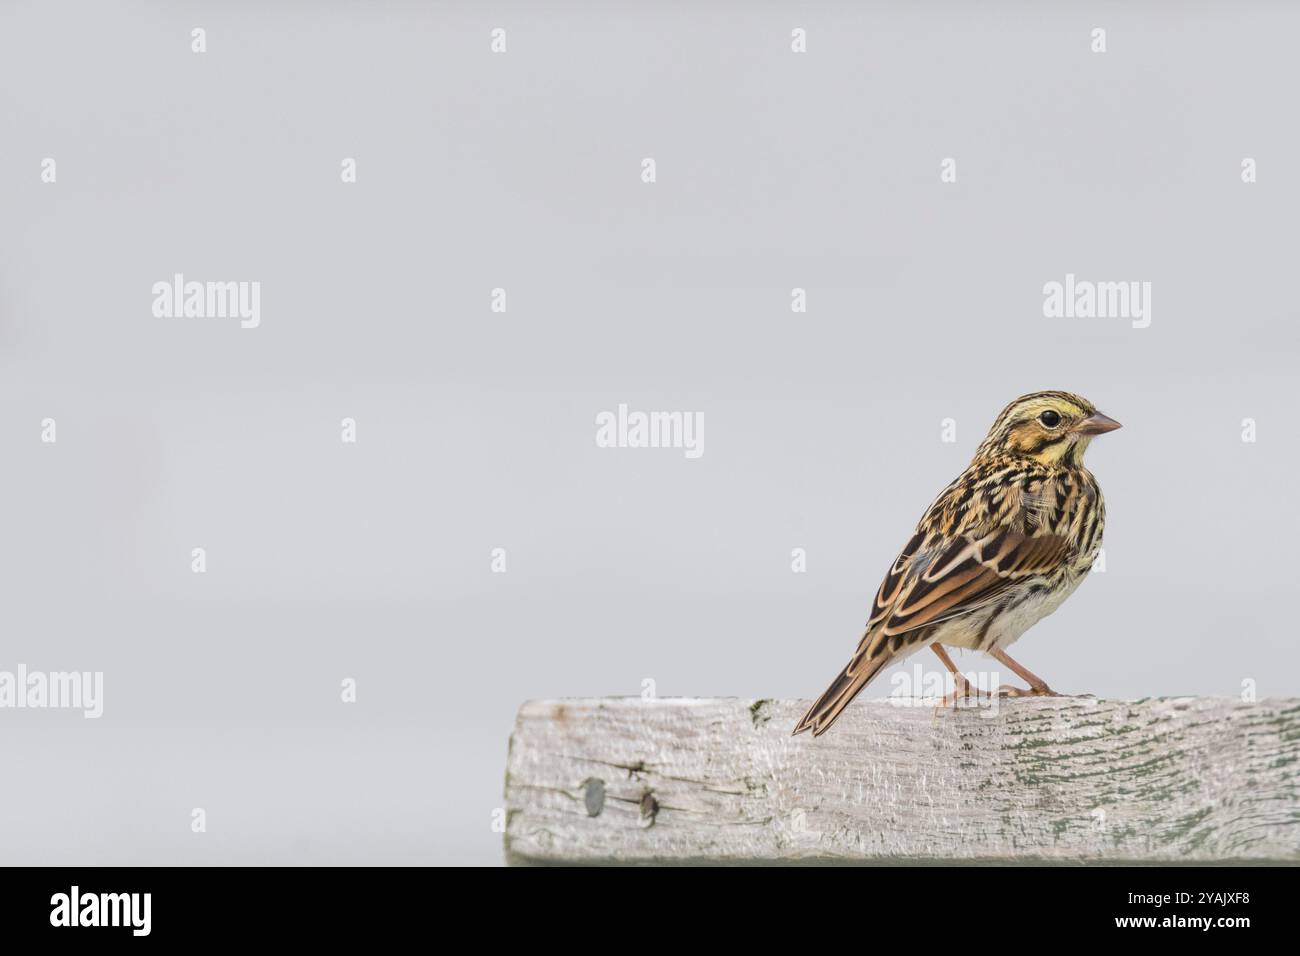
(504, 697), (1300, 865)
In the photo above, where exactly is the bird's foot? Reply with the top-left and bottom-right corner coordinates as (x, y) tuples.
(936, 675), (989, 710)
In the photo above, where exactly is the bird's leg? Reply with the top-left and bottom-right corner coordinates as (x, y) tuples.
(931, 644), (984, 708)
(991, 649), (1060, 697)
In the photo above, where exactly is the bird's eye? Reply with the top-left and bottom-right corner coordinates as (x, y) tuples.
(1039, 410), (1061, 428)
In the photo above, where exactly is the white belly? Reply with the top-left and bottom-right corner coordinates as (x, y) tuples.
(931, 571), (1087, 652)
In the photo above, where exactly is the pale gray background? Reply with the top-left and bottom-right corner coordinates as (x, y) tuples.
(2, 1), (1297, 865)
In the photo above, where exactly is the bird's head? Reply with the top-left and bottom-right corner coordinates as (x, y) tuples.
(976, 391), (1121, 467)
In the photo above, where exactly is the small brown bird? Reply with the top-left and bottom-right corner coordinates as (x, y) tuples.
(793, 391), (1120, 737)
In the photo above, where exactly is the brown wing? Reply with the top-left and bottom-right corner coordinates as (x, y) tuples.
(793, 528), (1072, 736)
(865, 528), (1072, 645)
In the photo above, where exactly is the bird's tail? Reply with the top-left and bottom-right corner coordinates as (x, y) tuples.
(792, 649), (892, 737)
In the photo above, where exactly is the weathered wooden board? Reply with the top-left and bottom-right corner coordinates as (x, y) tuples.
(504, 697), (1300, 865)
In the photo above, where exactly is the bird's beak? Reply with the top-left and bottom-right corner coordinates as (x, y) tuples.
(1075, 412), (1122, 436)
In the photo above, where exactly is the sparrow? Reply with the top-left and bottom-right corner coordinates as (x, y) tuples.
(793, 391), (1121, 737)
